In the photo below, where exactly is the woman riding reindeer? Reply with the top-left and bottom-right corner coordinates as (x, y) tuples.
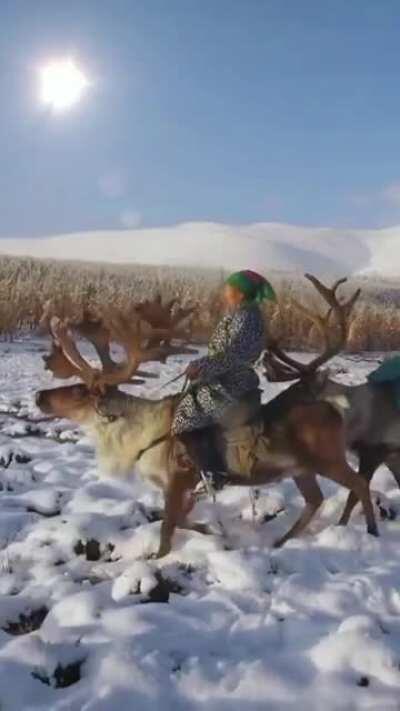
(172, 270), (276, 486)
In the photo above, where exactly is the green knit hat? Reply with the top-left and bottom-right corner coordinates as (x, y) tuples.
(225, 270), (277, 304)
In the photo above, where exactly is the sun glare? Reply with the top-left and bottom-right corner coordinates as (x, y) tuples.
(39, 59), (89, 111)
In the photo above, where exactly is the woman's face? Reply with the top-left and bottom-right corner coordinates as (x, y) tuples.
(223, 283), (245, 309)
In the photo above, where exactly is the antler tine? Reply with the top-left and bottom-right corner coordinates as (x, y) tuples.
(305, 274), (345, 307)
(103, 307), (143, 354)
(343, 287), (361, 318)
(263, 350), (307, 382)
(99, 308), (181, 384)
(134, 295), (191, 334)
(105, 308), (171, 351)
(73, 310), (115, 370)
(43, 342), (81, 379)
(331, 276), (348, 294)
(171, 305), (195, 330)
(165, 297), (178, 312)
(49, 317), (101, 388)
(136, 322), (197, 362)
(291, 298), (331, 347)
(266, 340), (309, 374)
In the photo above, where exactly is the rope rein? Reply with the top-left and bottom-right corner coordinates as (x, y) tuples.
(136, 377), (191, 461)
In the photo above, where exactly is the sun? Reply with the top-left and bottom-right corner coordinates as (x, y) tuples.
(39, 59), (89, 112)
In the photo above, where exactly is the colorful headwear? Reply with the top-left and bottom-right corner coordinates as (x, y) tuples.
(225, 270), (276, 304)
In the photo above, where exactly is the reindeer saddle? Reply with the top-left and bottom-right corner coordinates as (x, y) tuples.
(214, 388), (265, 476)
(178, 389), (270, 482)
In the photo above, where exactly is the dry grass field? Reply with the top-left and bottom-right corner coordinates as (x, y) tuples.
(0, 254), (399, 351)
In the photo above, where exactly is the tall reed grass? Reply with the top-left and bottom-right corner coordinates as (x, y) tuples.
(0, 254), (399, 352)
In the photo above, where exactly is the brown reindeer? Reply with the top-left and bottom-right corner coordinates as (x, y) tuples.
(35, 291), (378, 558)
(264, 274), (400, 525)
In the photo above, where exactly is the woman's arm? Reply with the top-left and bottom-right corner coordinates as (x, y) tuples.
(189, 307), (264, 384)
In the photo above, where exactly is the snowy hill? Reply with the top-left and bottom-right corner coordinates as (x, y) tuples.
(0, 221), (399, 277)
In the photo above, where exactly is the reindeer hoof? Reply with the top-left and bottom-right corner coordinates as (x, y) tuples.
(189, 522), (211, 535)
(272, 537), (285, 549)
(367, 525), (379, 538)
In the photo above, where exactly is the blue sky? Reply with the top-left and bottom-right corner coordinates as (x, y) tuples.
(1, 0), (400, 237)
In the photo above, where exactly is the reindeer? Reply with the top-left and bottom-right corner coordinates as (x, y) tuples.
(265, 274), (400, 525)
(35, 290), (378, 557)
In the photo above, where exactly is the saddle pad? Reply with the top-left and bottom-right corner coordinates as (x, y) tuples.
(223, 421), (270, 475)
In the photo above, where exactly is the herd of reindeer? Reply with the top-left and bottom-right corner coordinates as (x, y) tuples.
(34, 274), (400, 558)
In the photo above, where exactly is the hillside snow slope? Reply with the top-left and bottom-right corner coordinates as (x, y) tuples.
(0, 222), (399, 277)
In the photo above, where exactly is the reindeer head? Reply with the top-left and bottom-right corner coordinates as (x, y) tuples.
(36, 300), (196, 424)
(36, 383), (94, 421)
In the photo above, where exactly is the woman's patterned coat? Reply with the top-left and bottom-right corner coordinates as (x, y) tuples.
(171, 303), (265, 434)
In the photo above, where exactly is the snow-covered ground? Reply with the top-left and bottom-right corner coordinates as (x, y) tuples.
(0, 339), (400, 710)
(1, 221), (400, 278)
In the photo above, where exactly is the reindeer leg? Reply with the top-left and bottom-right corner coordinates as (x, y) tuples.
(339, 447), (383, 526)
(321, 461), (378, 536)
(177, 491), (212, 535)
(273, 475), (324, 548)
(156, 470), (197, 558)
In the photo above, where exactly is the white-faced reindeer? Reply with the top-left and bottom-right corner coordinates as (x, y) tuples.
(265, 274), (400, 524)
(35, 290), (378, 558)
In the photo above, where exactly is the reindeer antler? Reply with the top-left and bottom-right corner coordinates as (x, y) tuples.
(42, 305), (148, 383)
(44, 298), (198, 393)
(265, 275), (361, 381)
(135, 294), (194, 344)
(73, 309), (115, 370)
(49, 317), (105, 390)
(102, 306), (197, 367)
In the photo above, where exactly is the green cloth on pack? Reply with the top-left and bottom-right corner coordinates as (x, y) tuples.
(368, 356), (400, 408)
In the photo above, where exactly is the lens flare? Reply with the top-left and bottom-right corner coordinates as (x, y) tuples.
(39, 59), (89, 111)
